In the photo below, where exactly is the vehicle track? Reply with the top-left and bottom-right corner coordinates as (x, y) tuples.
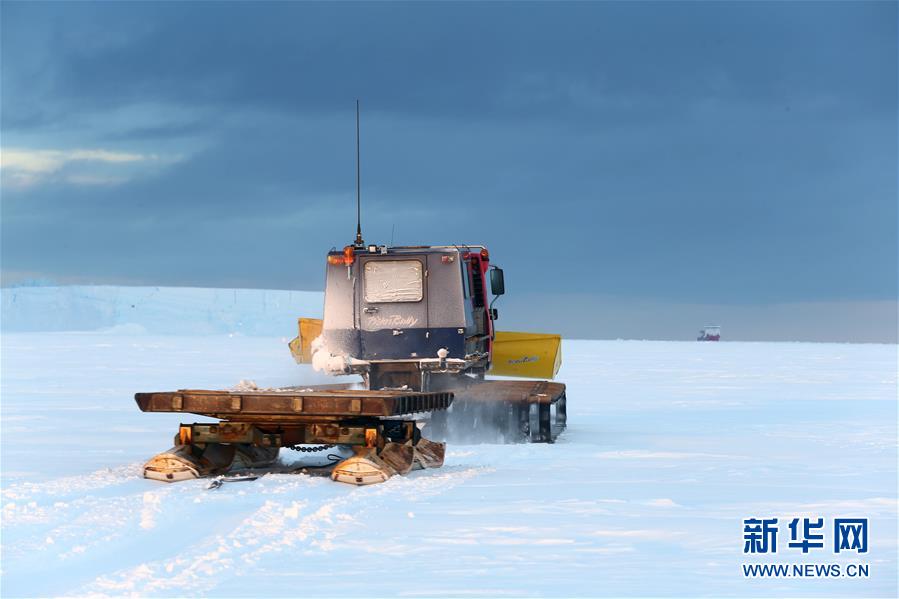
(72, 464), (490, 597)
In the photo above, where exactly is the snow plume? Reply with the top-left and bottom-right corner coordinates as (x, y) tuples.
(309, 334), (371, 376)
(310, 335), (349, 375)
(428, 399), (521, 444)
(423, 376), (534, 444)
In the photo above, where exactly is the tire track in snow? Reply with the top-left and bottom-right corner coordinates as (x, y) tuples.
(0, 466), (202, 597)
(2, 463), (143, 504)
(1, 463), (149, 562)
(77, 465), (491, 597)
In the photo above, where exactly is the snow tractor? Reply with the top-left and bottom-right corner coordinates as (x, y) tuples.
(136, 243), (566, 485)
(135, 102), (566, 486)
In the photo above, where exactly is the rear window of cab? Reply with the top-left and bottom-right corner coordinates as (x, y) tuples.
(363, 260), (423, 302)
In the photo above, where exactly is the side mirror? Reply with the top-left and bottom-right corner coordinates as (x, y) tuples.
(490, 308), (499, 321)
(490, 268), (505, 296)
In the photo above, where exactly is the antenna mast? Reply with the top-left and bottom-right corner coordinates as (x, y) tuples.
(354, 99), (364, 247)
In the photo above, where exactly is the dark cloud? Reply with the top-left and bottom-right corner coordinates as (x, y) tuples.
(4, 1), (895, 125)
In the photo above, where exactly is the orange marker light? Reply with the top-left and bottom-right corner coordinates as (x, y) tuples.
(365, 428), (378, 447)
(328, 246), (356, 266)
(178, 425), (192, 445)
(480, 248), (489, 260)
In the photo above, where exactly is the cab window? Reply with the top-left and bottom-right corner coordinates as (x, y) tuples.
(364, 260), (423, 303)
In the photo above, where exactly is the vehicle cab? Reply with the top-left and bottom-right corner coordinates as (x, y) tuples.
(316, 244), (505, 389)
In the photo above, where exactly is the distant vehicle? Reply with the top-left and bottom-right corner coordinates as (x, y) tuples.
(698, 325), (721, 341)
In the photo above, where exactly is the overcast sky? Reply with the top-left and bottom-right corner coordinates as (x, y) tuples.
(1, 1), (896, 341)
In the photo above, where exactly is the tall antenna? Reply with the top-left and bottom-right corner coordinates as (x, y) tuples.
(354, 99), (364, 247)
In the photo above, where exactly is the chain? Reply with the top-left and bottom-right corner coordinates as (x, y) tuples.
(286, 444), (336, 453)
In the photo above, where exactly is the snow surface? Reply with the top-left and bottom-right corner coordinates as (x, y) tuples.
(1, 287), (897, 597)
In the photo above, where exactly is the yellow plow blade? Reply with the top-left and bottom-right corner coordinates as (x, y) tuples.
(288, 317), (323, 364)
(489, 331), (562, 379)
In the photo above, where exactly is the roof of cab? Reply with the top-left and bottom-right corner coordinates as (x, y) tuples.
(328, 244), (486, 255)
